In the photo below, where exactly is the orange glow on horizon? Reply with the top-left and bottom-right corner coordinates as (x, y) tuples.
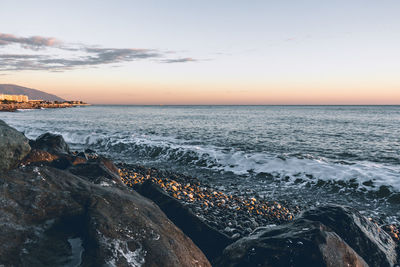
(2, 71), (400, 105)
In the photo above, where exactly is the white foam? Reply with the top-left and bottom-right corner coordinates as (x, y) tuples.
(98, 232), (146, 267)
(4, 120), (400, 193)
(109, 134), (400, 192)
(216, 151), (400, 191)
(59, 130), (400, 192)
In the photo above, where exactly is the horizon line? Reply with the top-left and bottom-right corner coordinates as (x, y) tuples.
(87, 104), (400, 106)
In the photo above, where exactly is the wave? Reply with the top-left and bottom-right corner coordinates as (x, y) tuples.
(18, 127), (400, 193)
(62, 131), (400, 193)
(16, 109), (36, 112)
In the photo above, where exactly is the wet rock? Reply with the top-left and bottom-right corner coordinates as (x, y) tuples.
(68, 157), (121, 184)
(388, 193), (400, 204)
(0, 165), (211, 267)
(21, 149), (59, 165)
(23, 147), (86, 168)
(0, 120), (31, 172)
(137, 180), (233, 263)
(217, 205), (399, 267)
(30, 132), (71, 155)
(71, 155), (87, 165)
(376, 185), (392, 198)
(301, 205), (398, 267)
(215, 218), (368, 267)
(76, 151), (88, 160)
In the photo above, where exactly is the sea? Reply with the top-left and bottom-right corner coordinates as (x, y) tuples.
(2, 105), (400, 224)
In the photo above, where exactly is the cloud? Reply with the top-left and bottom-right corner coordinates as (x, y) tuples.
(161, 57), (197, 63)
(85, 48), (161, 62)
(0, 33), (197, 71)
(0, 33), (59, 49)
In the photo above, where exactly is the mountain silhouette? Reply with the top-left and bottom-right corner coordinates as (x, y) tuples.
(0, 84), (65, 101)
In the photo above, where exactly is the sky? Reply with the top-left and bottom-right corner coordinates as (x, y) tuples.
(0, 0), (399, 104)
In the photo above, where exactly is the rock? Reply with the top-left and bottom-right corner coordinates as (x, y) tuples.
(0, 165), (211, 267)
(21, 149), (59, 165)
(23, 148), (86, 168)
(30, 132), (70, 155)
(68, 156), (121, 184)
(301, 205), (398, 267)
(216, 205), (400, 267)
(215, 218), (368, 267)
(51, 157), (73, 169)
(137, 180), (233, 263)
(76, 151), (88, 159)
(0, 120), (31, 172)
(71, 155), (87, 165)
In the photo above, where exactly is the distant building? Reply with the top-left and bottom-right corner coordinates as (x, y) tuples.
(0, 94), (29, 102)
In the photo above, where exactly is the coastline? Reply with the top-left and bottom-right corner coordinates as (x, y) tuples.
(0, 102), (90, 112)
(0, 120), (399, 266)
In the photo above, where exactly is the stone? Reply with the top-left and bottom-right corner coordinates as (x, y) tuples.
(30, 132), (70, 155)
(21, 149), (59, 165)
(0, 165), (211, 267)
(68, 156), (121, 185)
(301, 205), (398, 267)
(216, 205), (399, 267)
(215, 218), (368, 267)
(0, 120), (31, 172)
(137, 180), (233, 263)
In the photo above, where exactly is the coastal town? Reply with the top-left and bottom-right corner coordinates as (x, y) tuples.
(0, 94), (89, 111)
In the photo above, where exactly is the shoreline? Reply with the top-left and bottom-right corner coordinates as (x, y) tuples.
(116, 162), (399, 242)
(1, 120), (399, 266)
(0, 102), (90, 112)
(117, 163), (300, 239)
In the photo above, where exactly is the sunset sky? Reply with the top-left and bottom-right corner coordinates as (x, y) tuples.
(1, 0), (399, 104)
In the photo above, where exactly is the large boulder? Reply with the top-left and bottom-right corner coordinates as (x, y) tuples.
(23, 134), (89, 168)
(0, 120), (30, 172)
(215, 218), (368, 267)
(216, 205), (398, 267)
(137, 180), (233, 263)
(301, 205), (398, 267)
(29, 132), (70, 155)
(0, 165), (211, 267)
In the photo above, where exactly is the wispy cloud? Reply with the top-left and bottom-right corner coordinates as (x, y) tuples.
(0, 33), (196, 71)
(0, 33), (59, 50)
(161, 57), (197, 63)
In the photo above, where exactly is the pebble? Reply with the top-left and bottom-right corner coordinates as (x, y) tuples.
(116, 163), (400, 244)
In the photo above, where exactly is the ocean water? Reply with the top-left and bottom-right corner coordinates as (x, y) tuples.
(2, 105), (400, 223)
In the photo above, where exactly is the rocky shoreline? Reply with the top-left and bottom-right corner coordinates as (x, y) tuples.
(118, 163), (300, 240)
(0, 101), (90, 112)
(0, 119), (399, 266)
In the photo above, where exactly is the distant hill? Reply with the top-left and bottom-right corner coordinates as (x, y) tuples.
(0, 84), (65, 101)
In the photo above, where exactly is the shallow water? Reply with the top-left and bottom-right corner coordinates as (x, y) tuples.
(2, 105), (400, 223)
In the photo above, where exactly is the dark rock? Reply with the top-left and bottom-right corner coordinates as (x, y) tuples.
(30, 132), (70, 155)
(51, 157), (72, 169)
(68, 157), (121, 184)
(215, 218), (368, 267)
(84, 148), (98, 158)
(0, 120), (31, 172)
(21, 149), (59, 165)
(301, 205), (398, 267)
(23, 148), (86, 168)
(76, 151), (88, 160)
(388, 193), (400, 204)
(216, 205), (399, 267)
(376, 185), (392, 198)
(71, 155), (87, 165)
(76, 151), (88, 159)
(0, 165), (211, 267)
(137, 180), (233, 263)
